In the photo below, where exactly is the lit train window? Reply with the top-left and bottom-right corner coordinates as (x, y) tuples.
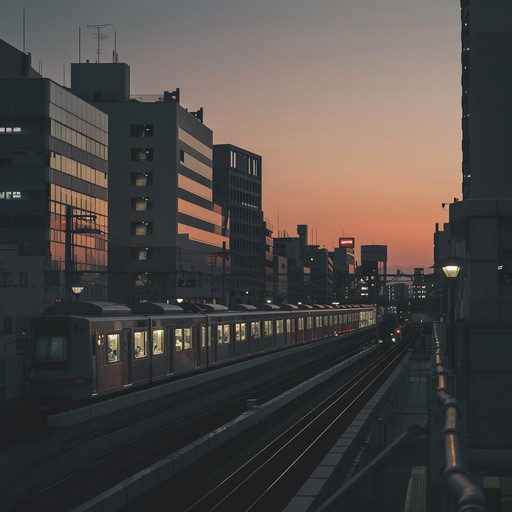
(216, 325), (230, 344)
(315, 317), (321, 328)
(134, 331), (147, 358)
(298, 318), (304, 331)
(286, 319), (291, 333)
(175, 329), (183, 351)
(276, 320), (283, 334)
(201, 326), (207, 348)
(184, 328), (192, 350)
(153, 329), (164, 354)
(107, 334), (120, 363)
(307, 317), (313, 330)
(330, 316), (334, 326)
(235, 323), (246, 341)
(251, 321), (261, 339)
(264, 320), (273, 336)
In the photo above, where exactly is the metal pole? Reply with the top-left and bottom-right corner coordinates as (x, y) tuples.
(65, 205), (73, 302)
(222, 241), (226, 306)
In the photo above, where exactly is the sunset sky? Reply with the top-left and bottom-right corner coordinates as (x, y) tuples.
(1, 0), (462, 273)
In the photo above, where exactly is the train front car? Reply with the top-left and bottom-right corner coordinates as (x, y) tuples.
(29, 302), (149, 401)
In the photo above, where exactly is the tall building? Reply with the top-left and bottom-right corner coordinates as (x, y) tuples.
(0, 40), (109, 334)
(213, 144), (265, 304)
(357, 245), (387, 303)
(71, 62), (229, 304)
(439, 0), (512, 491)
(331, 238), (356, 303)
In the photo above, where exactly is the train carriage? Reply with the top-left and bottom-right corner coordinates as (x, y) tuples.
(27, 301), (377, 402)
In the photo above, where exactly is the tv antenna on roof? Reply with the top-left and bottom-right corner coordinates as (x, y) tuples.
(87, 23), (111, 63)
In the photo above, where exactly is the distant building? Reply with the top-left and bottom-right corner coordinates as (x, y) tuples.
(331, 240), (356, 303)
(71, 62), (229, 304)
(213, 144), (265, 304)
(357, 245), (387, 303)
(0, 40), (109, 334)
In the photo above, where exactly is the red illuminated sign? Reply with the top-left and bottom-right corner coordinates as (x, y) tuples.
(339, 237), (355, 249)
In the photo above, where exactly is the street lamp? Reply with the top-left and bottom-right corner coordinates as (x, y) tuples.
(441, 261), (462, 369)
(71, 286), (84, 301)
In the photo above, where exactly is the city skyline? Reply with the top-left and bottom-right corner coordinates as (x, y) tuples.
(1, 0), (462, 272)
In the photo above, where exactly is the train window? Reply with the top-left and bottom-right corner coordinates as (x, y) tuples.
(107, 334), (120, 363)
(315, 317), (321, 328)
(286, 319), (291, 333)
(307, 317), (313, 330)
(235, 323), (246, 341)
(134, 331), (147, 358)
(251, 321), (261, 339)
(276, 320), (283, 334)
(330, 316), (334, 326)
(201, 326), (207, 348)
(153, 329), (164, 354)
(298, 318), (304, 331)
(35, 335), (67, 363)
(175, 329), (183, 351)
(217, 324), (230, 344)
(264, 320), (273, 337)
(184, 328), (192, 350)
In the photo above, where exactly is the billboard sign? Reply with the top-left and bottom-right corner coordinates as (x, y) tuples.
(339, 237), (355, 249)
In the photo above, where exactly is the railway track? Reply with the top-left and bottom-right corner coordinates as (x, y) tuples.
(7, 335), (376, 512)
(146, 339), (410, 512)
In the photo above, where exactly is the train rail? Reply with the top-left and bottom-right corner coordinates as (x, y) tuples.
(6, 333), (377, 512)
(145, 338), (410, 512)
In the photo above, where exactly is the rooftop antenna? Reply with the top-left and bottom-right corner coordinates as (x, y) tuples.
(78, 26), (81, 63)
(113, 30), (119, 63)
(22, 9), (26, 53)
(87, 23), (111, 63)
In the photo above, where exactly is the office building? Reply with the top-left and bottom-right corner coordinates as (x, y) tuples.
(0, 40), (109, 334)
(71, 62), (229, 304)
(213, 144), (265, 304)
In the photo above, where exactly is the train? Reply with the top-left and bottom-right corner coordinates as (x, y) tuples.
(24, 301), (377, 401)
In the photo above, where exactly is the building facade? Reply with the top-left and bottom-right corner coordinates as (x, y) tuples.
(213, 144), (265, 304)
(0, 41), (109, 334)
(71, 62), (229, 304)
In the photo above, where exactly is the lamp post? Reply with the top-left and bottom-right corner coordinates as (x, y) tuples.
(71, 286), (84, 301)
(442, 263), (461, 369)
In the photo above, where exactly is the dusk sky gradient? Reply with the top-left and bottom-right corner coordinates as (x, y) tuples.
(1, 1), (462, 273)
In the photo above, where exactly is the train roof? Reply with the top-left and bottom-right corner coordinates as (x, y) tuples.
(130, 303), (184, 314)
(50, 301), (132, 316)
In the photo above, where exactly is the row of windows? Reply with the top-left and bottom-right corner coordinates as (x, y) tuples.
(50, 153), (108, 188)
(49, 187), (108, 220)
(230, 151), (259, 177)
(104, 327), (197, 363)
(229, 174), (261, 193)
(0, 272), (28, 287)
(50, 119), (107, 161)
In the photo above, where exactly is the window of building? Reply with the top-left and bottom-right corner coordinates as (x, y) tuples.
(1, 273), (12, 287)
(131, 172), (153, 186)
(180, 149), (185, 162)
(131, 222), (152, 236)
(4, 317), (12, 334)
(131, 197), (153, 211)
(19, 272), (28, 287)
(131, 148), (153, 161)
(131, 124), (154, 137)
(152, 329), (164, 354)
(106, 334), (120, 363)
(132, 273), (150, 287)
(132, 247), (152, 261)
(134, 331), (147, 358)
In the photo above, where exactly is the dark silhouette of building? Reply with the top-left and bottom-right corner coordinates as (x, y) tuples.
(71, 62), (229, 304)
(213, 144), (266, 304)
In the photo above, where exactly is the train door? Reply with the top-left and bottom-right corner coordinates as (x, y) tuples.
(123, 328), (133, 386)
(168, 325), (174, 375)
(91, 332), (98, 396)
